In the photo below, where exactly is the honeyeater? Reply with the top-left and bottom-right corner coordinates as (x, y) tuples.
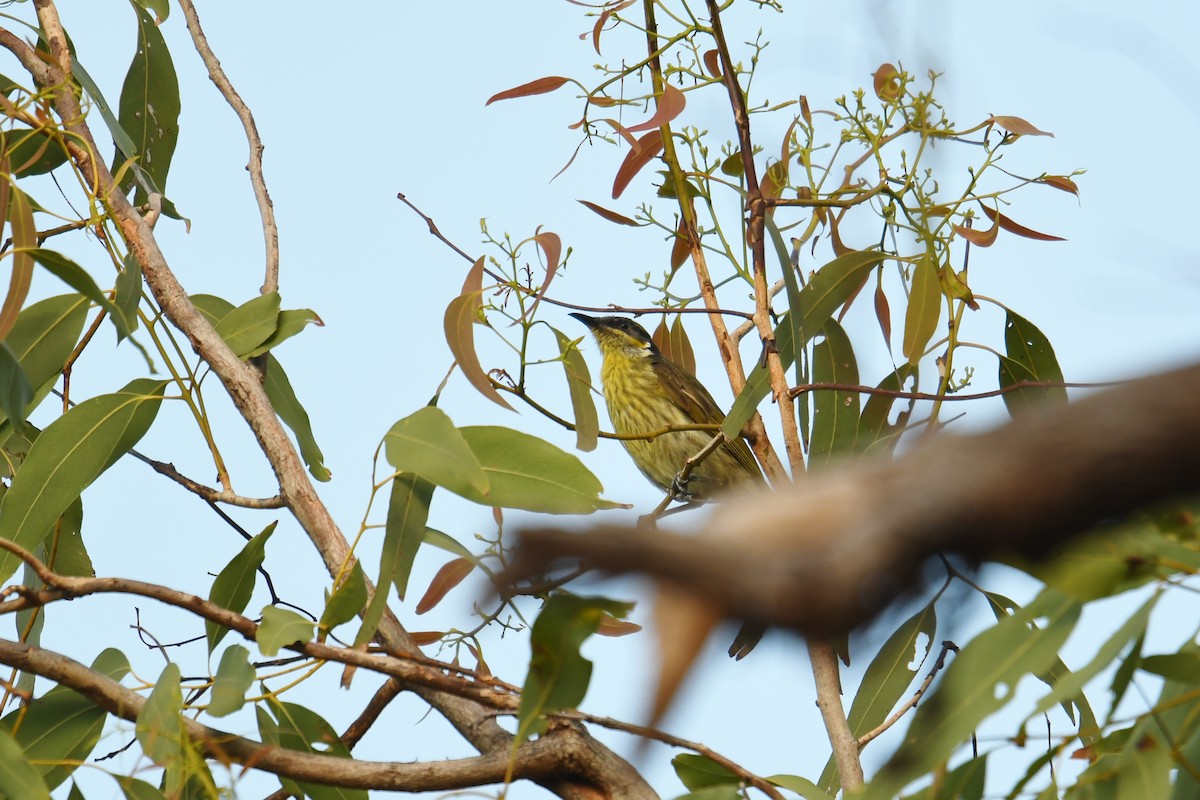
(570, 312), (766, 658)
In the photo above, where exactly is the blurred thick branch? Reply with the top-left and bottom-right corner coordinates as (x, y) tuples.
(514, 363), (1200, 635)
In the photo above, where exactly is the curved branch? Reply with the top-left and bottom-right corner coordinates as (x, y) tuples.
(0, 636), (587, 793)
(22, 5), (656, 795)
(177, 0), (279, 295)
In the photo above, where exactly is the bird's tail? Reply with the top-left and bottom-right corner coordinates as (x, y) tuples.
(728, 622), (765, 660)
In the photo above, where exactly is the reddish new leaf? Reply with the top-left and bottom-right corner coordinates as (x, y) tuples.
(625, 84), (686, 134)
(486, 76), (570, 106)
(827, 209), (853, 255)
(652, 316), (696, 376)
(1038, 175), (1080, 196)
(988, 115), (1054, 137)
(578, 200), (640, 226)
(953, 214), (999, 247)
(702, 49), (722, 79)
(524, 230), (563, 319)
(409, 631), (445, 646)
(415, 558), (474, 615)
(595, 613), (643, 637)
(592, 0), (635, 54)
(982, 205), (1066, 242)
(443, 257), (515, 411)
(612, 130), (663, 199)
(873, 63), (901, 101)
(0, 185), (35, 342)
(874, 278), (892, 350)
(669, 216), (690, 274)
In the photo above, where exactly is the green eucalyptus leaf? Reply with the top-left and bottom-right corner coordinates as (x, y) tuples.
(257, 606), (315, 656)
(724, 249), (884, 438)
(213, 292), (281, 358)
(0, 379), (166, 584)
(808, 319), (859, 472)
(208, 645), (255, 718)
(115, 2), (180, 202)
(514, 595), (633, 746)
(206, 522), (276, 653)
(383, 406), (488, 497)
(456, 426), (620, 514)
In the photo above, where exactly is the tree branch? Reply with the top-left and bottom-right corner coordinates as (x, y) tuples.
(177, 0), (279, 295)
(0, 636), (597, 793)
(21, 4), (656, 795)
(512, 363), (1200, 635)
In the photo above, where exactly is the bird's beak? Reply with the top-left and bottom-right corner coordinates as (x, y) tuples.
(569, 312), (598, 330)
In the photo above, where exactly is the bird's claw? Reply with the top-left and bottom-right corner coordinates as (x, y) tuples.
(669, 473), (694, 502)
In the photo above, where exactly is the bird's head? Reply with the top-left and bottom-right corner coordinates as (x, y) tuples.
(569, 313), (657, 360)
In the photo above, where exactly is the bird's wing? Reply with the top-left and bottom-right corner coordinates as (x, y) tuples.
(652, 355), (725, 423)
(653, 356), (765, 483)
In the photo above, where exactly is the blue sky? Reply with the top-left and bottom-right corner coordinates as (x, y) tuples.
(4, 1), (1200, 797)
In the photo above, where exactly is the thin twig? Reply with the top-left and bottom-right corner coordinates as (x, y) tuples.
(564, 710), (786, 800)
(397, 191), (753, 320)
(790, 379), (1122, 403)
(178, 0), (279, 294)
(857, 640), (958, 748)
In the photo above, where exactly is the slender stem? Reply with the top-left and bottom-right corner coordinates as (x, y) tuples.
(177, 0), (279, 295)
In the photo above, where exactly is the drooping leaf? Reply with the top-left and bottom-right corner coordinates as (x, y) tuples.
(724, 250), (885, 439)
(263, 355), (330, 481)
(553, 327), (598, 452)
(206, 522), (276, 653)
(953, 214), (999, 247)
(113, 252), (142, 340)
(514, 595), (633, 746)
(207, 645), (255, 718)
(612, 130), (663, 199)
(443, 257), (514, 411)
(318, 562), (368, 633)
(0, 379), (166, 584)
(0, 184), (36, 343)
(383, 472), (435, 601)
(0, 344), (32, 431)
(257, 698), (367, 800)
(383, 406), (488, 497)
(28, 249), (130, 339)
(653, 316), (697, 377)
(456, 425), (620, 513)
(135, 662), (183, 767)
(0, 295), (88, 430)
(485, 76), (571, 105)
(902, 254), (941, 365)
(808, 320), (859, 472)
(525, 230), (562, 318)
(415, 557), (474, 616)
(114, 3), (181, 201)
(256, 606), (316, 656)
(193, 295), (329, 481)
(981, 205), (1065, 242)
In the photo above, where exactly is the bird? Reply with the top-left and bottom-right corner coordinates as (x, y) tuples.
(570, 312), (766, 658)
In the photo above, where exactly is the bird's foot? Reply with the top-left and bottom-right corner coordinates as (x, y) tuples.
(669, 473), (695, 502)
